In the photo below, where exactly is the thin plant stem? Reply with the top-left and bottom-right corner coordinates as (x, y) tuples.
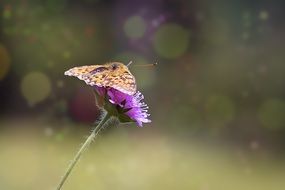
(56, 112), (111, 190)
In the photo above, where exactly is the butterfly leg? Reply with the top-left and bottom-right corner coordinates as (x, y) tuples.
(93, 89), (104, 107)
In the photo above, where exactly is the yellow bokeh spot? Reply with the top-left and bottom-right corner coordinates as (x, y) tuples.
(259, 10), (269, 21)
(3, 9), (12, 19)
(258, 99), (285, 130)
(21, 72), (52, 106)
(153, 23), (190, 59)
(124, 16), (146, 39)
(0, 44), (11, 80)
(63, 51), (71, 59)
(57, 80), (64, 88)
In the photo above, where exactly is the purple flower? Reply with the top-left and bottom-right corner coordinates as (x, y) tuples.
(94, 86), (151, 127)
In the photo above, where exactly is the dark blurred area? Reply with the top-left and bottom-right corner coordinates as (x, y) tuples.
(1, 0), (285, 190)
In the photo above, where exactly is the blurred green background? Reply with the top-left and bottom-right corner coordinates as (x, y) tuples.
(1, 0), (285, 190)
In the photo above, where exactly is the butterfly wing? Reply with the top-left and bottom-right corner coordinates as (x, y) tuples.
(102, 71), (137, 95)
(64, 65), (108, 87)
(64, 64), (137, 95)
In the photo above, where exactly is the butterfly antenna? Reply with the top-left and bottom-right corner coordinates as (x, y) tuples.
(126, 61), (133, 67)
(133, 62), (158, 67)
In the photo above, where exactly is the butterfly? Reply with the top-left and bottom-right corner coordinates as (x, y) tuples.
(64, 62), (136, 95)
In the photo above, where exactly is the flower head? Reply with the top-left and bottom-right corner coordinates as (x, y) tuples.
(94, 86), (151, 127)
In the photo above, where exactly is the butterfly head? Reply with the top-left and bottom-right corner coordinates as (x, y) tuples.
(89, 62), (129, 74)
(107, 62), (129, 72)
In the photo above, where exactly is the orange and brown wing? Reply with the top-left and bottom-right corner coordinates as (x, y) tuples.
(64, 65), (108, 87)
(65, 64), (137, 95)
(102, 71), (136, 95)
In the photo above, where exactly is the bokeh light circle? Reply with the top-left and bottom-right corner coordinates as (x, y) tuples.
(153, 23), (190, 59)
(258, 99), (285, 130)
(205, 94), (235, 127)
(21, 72), (52, 106)
(124, 16), (146, 39)
(259, 10), (269, 21)
(0, 44), (11, 80)
(3, 5), (12, 20)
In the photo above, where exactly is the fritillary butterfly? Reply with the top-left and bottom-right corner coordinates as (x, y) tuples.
(64, 62), (136, 95)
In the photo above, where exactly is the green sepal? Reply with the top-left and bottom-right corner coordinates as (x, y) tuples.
(95, 91), (135, 124)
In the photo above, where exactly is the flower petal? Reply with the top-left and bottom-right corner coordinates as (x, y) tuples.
(107, 89), (151, 126)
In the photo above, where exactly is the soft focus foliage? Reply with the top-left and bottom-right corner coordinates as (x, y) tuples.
(0, 0), (285, 189)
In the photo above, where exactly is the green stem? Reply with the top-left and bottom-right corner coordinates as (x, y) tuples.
(56, 112), (111, 190)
